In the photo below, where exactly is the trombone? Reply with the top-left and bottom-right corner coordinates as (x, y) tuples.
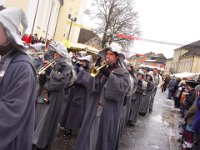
(38, 60), (56, 75)
(90, 62), (108, 77)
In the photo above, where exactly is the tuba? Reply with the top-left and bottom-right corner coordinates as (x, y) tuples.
(38, 60), (56, 75)
(90, 62), (108, 77)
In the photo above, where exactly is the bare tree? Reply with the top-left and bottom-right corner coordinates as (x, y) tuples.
(89, 0), (140, 50)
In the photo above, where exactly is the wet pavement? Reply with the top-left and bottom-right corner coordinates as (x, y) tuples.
(51, 89), (183, 150)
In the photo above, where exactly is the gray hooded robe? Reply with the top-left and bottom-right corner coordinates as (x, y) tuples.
(140, 80), (155, 114)
(59, 69), (91, 133)
(119, 74), (136, 137)
(0, 52), (36, 150)
(74, 67), (130, 150)
(33, 62), (74, 149)
(128, 79), (146, 125)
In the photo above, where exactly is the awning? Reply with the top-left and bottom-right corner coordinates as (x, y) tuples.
(139, 64), (164, 71)
(170, 72), (200, 78)
(70, 43), (100, 54)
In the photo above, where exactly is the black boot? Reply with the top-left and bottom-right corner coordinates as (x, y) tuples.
(128, 120), (135, 126)
(64, 129), (72, 136)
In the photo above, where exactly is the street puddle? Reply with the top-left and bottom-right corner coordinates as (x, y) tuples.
(161, 111), (175, 128)
(167, 127), (175, 137)
(151, 144), (160, 149)
(162, 120), (169, 127)
(152, 114), (162, 123)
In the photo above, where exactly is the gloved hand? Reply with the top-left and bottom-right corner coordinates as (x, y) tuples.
(100, 67), (110, 77)
(76, 63), (81, 68)
(53, 63), (64, 72)
(95, 57), (103, 67)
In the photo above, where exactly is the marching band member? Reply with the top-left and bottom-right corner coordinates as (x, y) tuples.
(29, 43), (46, 71)
(149, 68), (162, 112)
(128, 70), (146, 126)
(75, 43), (130, 150)
(33, 42), (75, 149)
(60, 55), (93, 136)
(140, 72), (155, 115)
(74, 55), (92, 74)
(118, 61), (137, 137)
(125, 64), (138, 123)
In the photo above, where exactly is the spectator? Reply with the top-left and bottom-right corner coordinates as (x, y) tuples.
(185, 80), (199, 111)
(167, 76), (176, 99)
(193, 85), (200, 150)
(162, 74), (170, 92)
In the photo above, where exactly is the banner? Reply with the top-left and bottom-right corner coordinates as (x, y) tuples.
(62, 39), (71, 49)
(115, 34), (195, 47)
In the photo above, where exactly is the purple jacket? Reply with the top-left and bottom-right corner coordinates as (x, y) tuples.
(193, 96), (200, 133)
(167, 78), (176, 91)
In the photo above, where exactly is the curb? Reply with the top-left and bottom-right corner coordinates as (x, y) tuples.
(169, 108), (183, 150)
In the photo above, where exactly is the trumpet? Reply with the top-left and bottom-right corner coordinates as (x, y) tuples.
(90, 62), (108, 77)
(38, 60), (56, 75)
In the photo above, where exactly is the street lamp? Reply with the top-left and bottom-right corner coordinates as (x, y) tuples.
(31, 0), (40, 34)
(67, 14), (77, 40)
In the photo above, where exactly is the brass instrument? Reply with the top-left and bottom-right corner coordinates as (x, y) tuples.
(38, 60), (56, 75)
(90, 62), (108, 77)
(27, 51), (44, 56)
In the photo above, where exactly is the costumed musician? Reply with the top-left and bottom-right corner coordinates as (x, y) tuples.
(29, 43), (46, 71)
(74, 43), (130, 150)
(59, 54), (93, 136)
(33, 42), (75, 149)
(128, 70), (146, 126)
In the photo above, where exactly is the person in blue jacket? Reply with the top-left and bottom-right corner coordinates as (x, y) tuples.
(167, 76), (176, 99)
(193, 85), (200, 150)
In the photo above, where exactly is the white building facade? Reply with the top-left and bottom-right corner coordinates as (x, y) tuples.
(3, 0), (89, 42)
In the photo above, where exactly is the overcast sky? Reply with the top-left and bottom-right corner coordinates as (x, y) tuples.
(83, 0), (200, 58)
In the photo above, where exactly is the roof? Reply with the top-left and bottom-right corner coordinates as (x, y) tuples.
(85, 36), (103, 50)
(136, 53), (144, 57)
(155, 53), (166, 59)
(129, 52), (155, 59)
(129, 52), (167, 61)
(175, 40), (200, 51)
(167, 58), (173, 60)
(78, 29), (96, 44)
(58, 0), (64, 5)
(139, 64), (164, 71)
(129, 53), (144, 58)
(144, 52), (155, 57)
(183, 49), (200, 57)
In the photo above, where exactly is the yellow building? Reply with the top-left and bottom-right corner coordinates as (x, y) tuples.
(54, 0), (90, 43)
(3, 0), (89, 42)
(177, 50), (200, 73)
(171, 48), (189, 72)
(164, 58), (173, 74)
(169, 40), (200, 74)
(3, 0), (29, 12)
